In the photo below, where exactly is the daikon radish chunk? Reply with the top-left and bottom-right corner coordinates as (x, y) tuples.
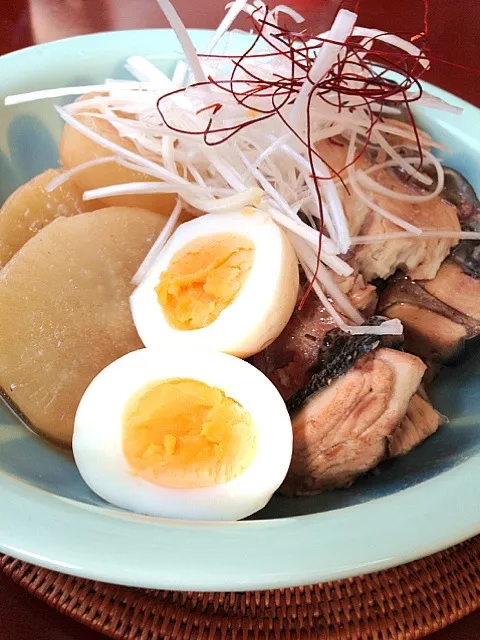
(0, 206), (167, 446)
(59, 96), (177, 213)
(0, 168), (93, 267)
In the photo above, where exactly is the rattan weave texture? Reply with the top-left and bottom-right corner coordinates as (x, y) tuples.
(2, 537), (479, 640)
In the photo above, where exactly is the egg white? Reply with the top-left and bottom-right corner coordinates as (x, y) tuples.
(73, 347), (293, 521)
(130, 211), (299, 358)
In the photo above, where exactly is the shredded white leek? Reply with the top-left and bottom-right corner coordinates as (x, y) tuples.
(154, 0), (207, 83)
(289, 10), (358, 130)
(131, 198), (183, 286)
(351, 230), (480, 245)
(45, 156), (119, 192)
(4, 0), (466, 337)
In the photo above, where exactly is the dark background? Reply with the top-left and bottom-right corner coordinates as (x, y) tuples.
(2, 0), (479, 105)
(0, 1), (478, 638)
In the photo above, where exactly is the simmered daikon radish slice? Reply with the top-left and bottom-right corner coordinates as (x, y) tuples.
(0, 206), (167, 447)
(0, 168), (92, 267)
(59, 96), (177, 213)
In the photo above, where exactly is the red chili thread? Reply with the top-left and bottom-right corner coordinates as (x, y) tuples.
(196, 103), (223, 115)
(155, 2), (444, 307)
(298, 82), (325, 311)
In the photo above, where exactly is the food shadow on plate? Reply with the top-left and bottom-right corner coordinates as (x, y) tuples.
(252, 423), (479, 519)
(1, 348), (479, 521)
(0, 404), (114, 510)
(251, 353), (480, 520)
(0, 75), (95, 204)
(8, 115), (59, 183)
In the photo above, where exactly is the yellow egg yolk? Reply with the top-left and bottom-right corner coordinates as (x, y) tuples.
(156, 233), (254, 330)
(122, 378), (257, 489)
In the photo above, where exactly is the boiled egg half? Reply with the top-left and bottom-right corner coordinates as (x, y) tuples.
(73, 347), (293, 521)
(130, 211), (299, 358)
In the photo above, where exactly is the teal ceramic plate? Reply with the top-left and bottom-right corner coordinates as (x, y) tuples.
(0, 30), (479, 592)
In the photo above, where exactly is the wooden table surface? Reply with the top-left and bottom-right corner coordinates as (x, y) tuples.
(0, 1), (479, 639)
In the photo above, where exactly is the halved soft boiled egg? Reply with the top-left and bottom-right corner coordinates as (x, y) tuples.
(73, 347), (293, 521)
(130, 210), (299, 358)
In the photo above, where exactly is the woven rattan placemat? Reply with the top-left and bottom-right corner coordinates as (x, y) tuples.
(2, 537), (480, 640)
